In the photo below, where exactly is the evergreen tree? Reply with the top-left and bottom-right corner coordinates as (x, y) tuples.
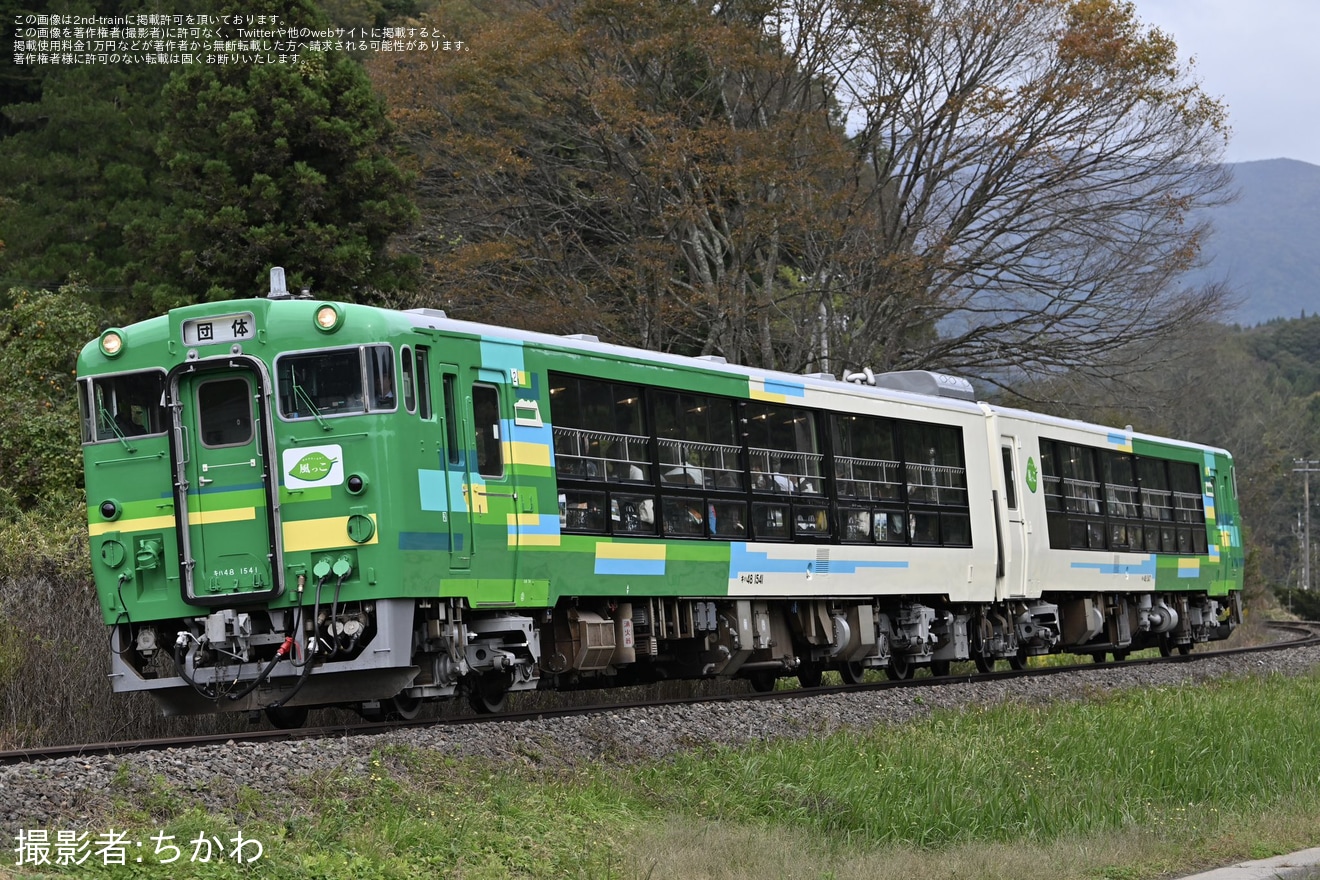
(0, 60), (169, 307)
(0, 0), (418, 315)
(0, 285), (104, 509)
(138, 2), (418, 305)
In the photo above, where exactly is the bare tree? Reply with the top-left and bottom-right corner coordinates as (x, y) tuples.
(775, 0), (1234, 383)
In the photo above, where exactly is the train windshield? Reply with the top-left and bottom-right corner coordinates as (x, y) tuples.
(79, 371), (168, 443)
(276, 344), (396, 419)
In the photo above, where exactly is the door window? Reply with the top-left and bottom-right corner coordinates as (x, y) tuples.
(473, 384), (503, 477)
(198, 377), (253, 448)
(1001, 445), (1018, 510)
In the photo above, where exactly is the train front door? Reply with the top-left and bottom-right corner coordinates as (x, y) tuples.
(170, 358), (282, 605)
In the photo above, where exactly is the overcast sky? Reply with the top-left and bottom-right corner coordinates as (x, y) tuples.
(1135, 0), (1320, 167)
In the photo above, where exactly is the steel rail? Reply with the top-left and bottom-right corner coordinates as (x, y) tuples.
(4, 620), (1317, 767)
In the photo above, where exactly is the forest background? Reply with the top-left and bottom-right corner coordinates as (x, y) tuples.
(1, 0), (1319, 745)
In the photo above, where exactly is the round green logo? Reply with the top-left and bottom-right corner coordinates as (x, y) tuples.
(1025, 457), (1039, 493)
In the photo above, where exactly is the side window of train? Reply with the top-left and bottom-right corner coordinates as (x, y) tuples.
(833, 414), (969, 547)
(401, 346), (416, 414)
(549, 372), (655, 536)
(365, 345), (397, 410)
(1040, 437), (1207, 554)
(416, 346), (433, 421)
(550, 374), (650, 482)
(899, 421), (970, 546)
(745, 401), (825, 541)
(472, 383), (503, 478)
(1001, 446), (1018, 511)
(833, 412), (903, 544)
(1169, 460), (1208, 554)
(652, 390), (743, 539)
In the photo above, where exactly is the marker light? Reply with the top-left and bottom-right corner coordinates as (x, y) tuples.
(99, 330), (125, 358)
(99, 500), (121, 521)
(313, 303), (343, 333)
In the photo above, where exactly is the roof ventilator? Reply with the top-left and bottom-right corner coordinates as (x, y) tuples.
(843, 368), (975, 401)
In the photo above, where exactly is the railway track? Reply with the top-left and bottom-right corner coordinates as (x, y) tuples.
(5, 620), (1317, 768)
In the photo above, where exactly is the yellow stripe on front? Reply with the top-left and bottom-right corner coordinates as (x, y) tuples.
(88, 514), (177, 537)
(188, 507), (256, 526)
(283, 514), (379, 553)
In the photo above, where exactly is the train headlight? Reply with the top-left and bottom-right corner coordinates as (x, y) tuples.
(99, 329), (125, 358)
(313, 303), (343, 333)
(347, 474), (367, 495)
(99, 499), (121, 521)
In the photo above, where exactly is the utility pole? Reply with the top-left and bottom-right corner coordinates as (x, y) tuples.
(1296, 460), (1320, 592)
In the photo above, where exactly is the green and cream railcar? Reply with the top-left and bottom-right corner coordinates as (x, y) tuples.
(78, 275), (1243, 722)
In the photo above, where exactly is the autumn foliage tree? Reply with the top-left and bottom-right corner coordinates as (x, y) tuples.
(809, 0), (1234, 383)
(374, 0), (1231, 383)
(372, 0), (847, 362)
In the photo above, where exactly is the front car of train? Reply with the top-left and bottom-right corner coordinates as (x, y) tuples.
(79, 277), (488, 724)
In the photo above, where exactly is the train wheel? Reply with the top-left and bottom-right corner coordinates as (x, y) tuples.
(1159, 639), (1193, 657)
(390, 693), (423, 721)
(748, 671), (778, 693)
(930, 660), (951, 677)
(839, 661), (866, 684)
(469, 689), (509, 714)
(797, 664), (823, 688)
(468, 674), (511, 714)
(1007, 652), (1028, 671)
(1091, 652), (1108, 663)
(886, 655), (914, 681)
(264, 705), (309, 729)
(969, 616), (995, 673)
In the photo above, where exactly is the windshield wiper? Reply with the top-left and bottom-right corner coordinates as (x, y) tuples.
(293, 381), (330, 431)
(97, 405), (137, 452)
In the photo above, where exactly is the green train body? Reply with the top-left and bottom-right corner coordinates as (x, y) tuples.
(78, 276), (1244, 722)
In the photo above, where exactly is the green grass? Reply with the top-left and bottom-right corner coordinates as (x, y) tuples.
(641, 678), (1320, 847)
(15, 671), (1320, 879)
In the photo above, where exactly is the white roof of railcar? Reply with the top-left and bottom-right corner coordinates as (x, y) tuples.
(397, 307), (1228, 457)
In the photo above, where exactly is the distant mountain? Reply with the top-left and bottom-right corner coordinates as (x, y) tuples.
(1188, 158), (1320, 325)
